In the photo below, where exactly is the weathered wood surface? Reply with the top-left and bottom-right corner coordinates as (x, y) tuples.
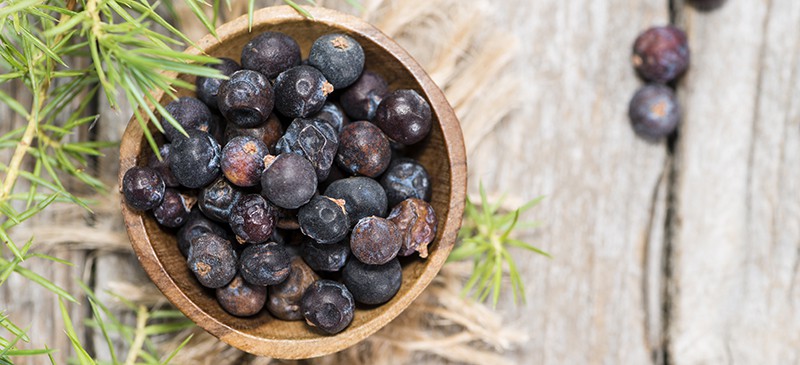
(3, 0), (800, 364)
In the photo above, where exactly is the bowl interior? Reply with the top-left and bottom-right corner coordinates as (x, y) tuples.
(120, 6), (465, 359)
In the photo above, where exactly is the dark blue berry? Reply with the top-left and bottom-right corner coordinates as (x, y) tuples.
(276, 118), (339, 180)
(308, 34), (365, 89)
(229, 194), (276, 244)
(342, 258), (401, 305)
(336, 121), (391, 178)
(122, 166), (165, 211)
(216, 275), (267, 317)
(301, 280), (355, 334)
(310, 102), (349, 134)
(188, 233), (237, 288)
(298, 195), (349, 244)
(628, 84), (680, 140)
(198, 177), (241, 222)
(374, 89), (432, 145)
(218, 70), (274, 128)
(196, 58), (241, 109)
(301, 237), (349, 272)
(261, 153), (317, 209)
(239, 242), (291, 286)
(161, 97), (213, 142)
(241, 32), (301, 79)
(380, 158), (431, 207)
(273, 65), (333, 118)
(169, 130), (221, 188)
(324, 177), (388, 225)
(340, 71), (387, 121)
(152, 188), (192, 228)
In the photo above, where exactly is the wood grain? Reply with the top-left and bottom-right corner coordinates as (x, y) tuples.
(118, 6), (465, 359)
(669, 0), (800, 363)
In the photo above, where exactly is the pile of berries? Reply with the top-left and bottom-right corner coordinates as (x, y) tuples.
(122, 31), (438, 335)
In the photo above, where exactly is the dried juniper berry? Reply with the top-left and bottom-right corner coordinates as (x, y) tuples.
(177, 209), (229, 257)
(336, 121), (391, 178)
(350, 216), (401, 265)
(342, 258), (401, 305)
(225, 113), (283, 152)
(374, 89), (432, 145)
(218, 69), (274, 128)
(229, 194), (276, 244)
(169, 129), (221, 188)
(187, 233), (237, 288)
(260, 153), (317, 209)
(310, 102), (349, 134)
(632, 26), (690, 83)
(216, 275), (267, 317)
(688, 0), (726, 10)
(298, 195), (349, 244)
(196, 58), (241, 109)
(147, 144), (180, 187)
(301, 280), (355, 335)
(324, 177), (388, 225)
(222, 136), (269, 187)
(308, 33), (365, 89)
(153, 188), (194, 228)
(275, 118), (339, 180)
(301, 237), (349, 272)
(241, 32), (301, 79)
(340, 71), (388, 121)
(273, 65), (333, 118)
(628, 84), (680, 140)
(123, 166), (165, 211)
(239, 242), (291, 286)
(387, 198), (437, 258)
(198, 177), (242, 222)
(268, 256), (320, 320)
(380, 158), (432, 207)
(161, 96), (213, 142)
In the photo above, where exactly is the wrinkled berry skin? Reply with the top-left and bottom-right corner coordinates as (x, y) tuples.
(225, 114), (283, 152)
(123, 166), (165, 211)
(153, 188), (193, 228)
(161, 97), (213, 142)
(216, 275), (267, 317)
(188, 233), (237, 288)
(196, 58), (241, 109)
(301, 237), (350, 272)
(274, 66), (333, 118)
(325, 177), (388, 225)
(301, 280), (355, 335)
(387, 198), (437, 258)
(336, 121), (391, 178)
(198, 177), (241, 222)
(688, 0), (725, 10)
(632, 26), (690, 83)
(342, 258), (401, 305)
(374, 89), (432, 145)
(239, 242), (291, 286)
(628, 84), (680, 140)
(311, 102), (349, 134)
(276, 118), (339, 180)
(177, 209), (229, 257)
(298, 196), (349, 244)
(241, 32), (301, 79)
(380, 158), (432, 207)
(268, 256), (320, 320)
(229, 194), (276, 244)
(340, 71), (388, 121)
(222, 136), (269, 187)
(147, 144), (180, 187)
(169, 130), (221, 189)
(350, 216), (401, 265)
(219, 70), (274, 128)
(308, 34), (365, 89)
(261, 153), (317, 209)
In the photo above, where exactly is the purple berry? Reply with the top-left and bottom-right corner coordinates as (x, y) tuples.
(221, 136), (269, 187)
(310, 102), (349, 134)
(152, 188), (193, 228)
(298, 196), (349, 245)
(198, 177), (242, 222)
(147, 144), (180, 187)
(273, 66), (333, 118)
(301, 280), (355, 335)
(380, 158), (432, 207)
(241, 32), (301, 79)
(229, 194), (276, 244)
(239, 242), (291, 286)
(218, 70), (274, 128)
(342, 258), (401, 305)
(169, 130), (221, 189)
(275, 118), (339, 181)
(196, 58), (241, 109)
(324, 177), (388, 225)
(308, 34), (365, 89)
(261, 153), (317, 209)
(350, 216), (401, 265)
(187, 233), (237, 288)
(374, 89), (432, 145)
(122, 166), (165, 211)
(216, 275), (267, 317)
(340, 71), (387, 121)
(632, 26), (690, 83)
(628, 84), (680, 140)
(161, 97), (213, 142)
(268, 256), (320, 321)
(336, 121), (391, 178)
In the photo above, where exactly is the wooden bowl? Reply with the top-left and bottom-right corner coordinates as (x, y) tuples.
(118, 5), (466, 359)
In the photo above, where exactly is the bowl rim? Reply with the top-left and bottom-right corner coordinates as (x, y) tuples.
(119, 5), (466, 359)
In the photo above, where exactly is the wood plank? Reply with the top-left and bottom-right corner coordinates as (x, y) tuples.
(670, 0), (800, 363)
(468, 1), (672, 363)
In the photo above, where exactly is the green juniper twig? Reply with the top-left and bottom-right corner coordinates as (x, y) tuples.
(448, 183), (550, 308)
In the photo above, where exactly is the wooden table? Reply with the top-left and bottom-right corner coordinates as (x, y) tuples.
(2, 0), (798, 364)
